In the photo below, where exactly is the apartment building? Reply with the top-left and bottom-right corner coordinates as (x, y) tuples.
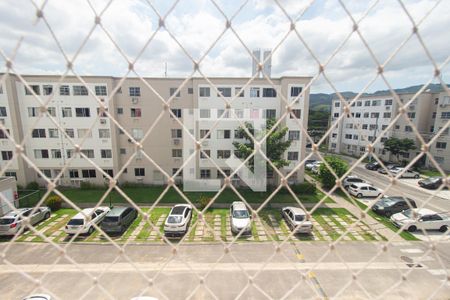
(328, 90), (450, 171)
(0, 74), (311, 187)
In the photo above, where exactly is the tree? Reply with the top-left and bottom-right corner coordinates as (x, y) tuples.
(318, 156), (349, 189)
(233, 118), (291, 173)
(383, 137), (416, 162)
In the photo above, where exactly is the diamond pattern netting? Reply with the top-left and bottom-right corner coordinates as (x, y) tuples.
(0, 0), (449, 299)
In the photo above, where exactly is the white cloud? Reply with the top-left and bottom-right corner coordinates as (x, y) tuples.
(0, 0), (448, 93)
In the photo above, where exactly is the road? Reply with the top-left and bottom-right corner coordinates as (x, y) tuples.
(0, 242), (449, 299)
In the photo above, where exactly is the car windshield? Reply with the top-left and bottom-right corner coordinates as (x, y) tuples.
(233, 210), (249, 219)
(67, 219), (84, 226)
(167, 216), (182, 224)
(0, 218), (15, 225)
(428, 177), (441, 183)
(294, 215), (305, 222)
(402, 210), (413, 218)
(103, 216), (119, 222)
(379, 198), (396, 206)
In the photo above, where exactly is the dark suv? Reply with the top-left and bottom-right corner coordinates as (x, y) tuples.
(101, 206), (137, 234)
(365, 162), (382, 170)
(418, 177), (444, 190)
(372, 197), (417, 217)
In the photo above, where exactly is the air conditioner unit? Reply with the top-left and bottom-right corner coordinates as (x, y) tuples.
(173, 138), (181, 145)
(131, 97), (139, 104)
(385, 106), (391, 110)
(136, 177), (143, 183)
(100, 119), (107, 124)
(440, 104), (448, 108)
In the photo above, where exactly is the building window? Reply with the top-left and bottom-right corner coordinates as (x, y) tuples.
(363, 112), (369, 118)
(432, 112), (436, 119)
(369, 124), (377, 130)
(66, 149), (74, 158)
(287, 152), (299, 161)
(170, 87), (181, 97)
(265, 109), (276, 119)
(440, 112), (450, 119)
(129, 87), (141, 97)
(131, 108), (142, 117)
(356, 101), (361, 107)
(200, 150), (211, 159)
(32, 129), (46, 138)
(362, 124), (368, 129)
(172, 149), (182, 158)
(353, 135), (358, 140)
(217, 150), (231, 159)
(73, 86), (88, 96)
(435, 156), (444, 164)
(234, 129), (245, 139)
(25, 85), (40, 95)
(51, 149), (62, 159)
(81, 149), (95, 158)
(117, 108), (123, 115)
(217, 87), (232, 97)
(187, 88), (193, 94)
(0, 129), (9, 139)
(395, 125), (400, 130)
(40, 169), (52, 178)
(332, 133), (337, 138)
(333, 113), (339, 118)
(288, 131), (300, 141)
(60, 85), (70, 96)
(78, 129), (93, 138)
(69, 170), (79, 178)
(199, 87), (210, 97)
(334, 102), (340, 107)
(436, 142), (447, 149)
(98, 129), (110, 139)
(4, 171), (17, 179)
(200, 129), (210, 139)
(290, 86), (302, 97)
(235, 109), (244, 118)
(171, 109), (182, 118)
(382, 125), (388, 130)
(372, 100), (381, 106)
(103, 169), (114, 178)
(407, 112), (416, 119)
(363, 100), (370, 106)
(235, 87), (244, 97)
(345, 134), (352, 139)
(43, 85), (53, 95)
(46, 107), (56, 117)
(200, 169), (211, 179)
(75, 107), (90, 117)
(405, 126), (412, 132)
(62, 107), (72, 117)
(132, 128), (143, 140)
(250, 87), (260, 97)
(34, 149), (49, 159)
(95, 86), (107, 96)
(371, 112), (380, 118)
(290, 109), (301, 119)
(262, 88), (277, 97)
(28, 107), (39, 117)
(48, 129), (59, 138)
(118, 148), (126, 155)
(82, 169), (97, 178)
(101, 149), (112, 158)
(385, 99), (393, 105)
(217, 130), (231, 139)
(355, 112), (361, 118)
(383, 112), (391, 118)
(171, 129), (182, 138)
(134, 168), (145, 176)
(64, 128), (75, 138)
(1, 151), (13, 160)
(200, 109), (210, 118)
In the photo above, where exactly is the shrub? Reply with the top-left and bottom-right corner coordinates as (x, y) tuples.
(26, 181), (40, 190)
(198, 195), (212, 210)
(45, 195), (62, 211)
(318, 156), (349, 189)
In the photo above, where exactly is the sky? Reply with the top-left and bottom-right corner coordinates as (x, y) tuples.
(0, 0), (448, 94)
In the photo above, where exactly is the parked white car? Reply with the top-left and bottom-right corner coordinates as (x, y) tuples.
(64, 207), (110, 235)
(348, 183), (382, 198)
(391, 208), (450, 232)
(230, 201), (251, 235)
(164, 204), (192, 237)
(390, 168), (420, 179)
(306, 160), (322, 171)
(281, 206), (313, 234)
(0, 207), (51, 236)
(343, 175), (366, 189)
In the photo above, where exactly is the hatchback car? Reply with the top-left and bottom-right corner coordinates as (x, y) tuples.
(64, 207), (110, 235)
(230, 201), (251, 235)
(281, 207), (313, 234)
(365, 162), (382, 170)
(390, 168), (420, 179)
(164, 204), (192, 237)
(418, 177), (444, 189)
(377, 164), (401, 175)
(343, 175), (366, 189)
(372, 196), (417, 217)
(101, 206), (137, 234)
(0, 207), (51, 236)
(348, 183), (382, 198)
(305, 160), (320, 170)
(391, 208), (450, 232)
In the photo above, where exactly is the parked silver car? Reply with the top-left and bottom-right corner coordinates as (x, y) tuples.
(230, 201), (252, 235)
(281, 206), (313, 234)
(0, 207), (51, 236)
(164, 204), (192, 237)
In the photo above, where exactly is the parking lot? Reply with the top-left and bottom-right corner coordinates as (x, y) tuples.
(2, 207), (385, 245)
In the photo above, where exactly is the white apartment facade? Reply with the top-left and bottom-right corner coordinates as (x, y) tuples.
(329, 90), (450, 171)
(0, 74), (311, 187)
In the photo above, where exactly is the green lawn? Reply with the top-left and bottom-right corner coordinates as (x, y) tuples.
(418, 169), (447, 178)
(40, 185), (334, 206)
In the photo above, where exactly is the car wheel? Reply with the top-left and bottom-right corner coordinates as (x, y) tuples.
(439, 225), (448, 233)
(44, 212), (51, 219)
(385, 212), (392, 217)
(414, 174), (420, 179)
(408, 226), (417, 232)
(88, 226), (94, 235)
(357, 193), (363, 198)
